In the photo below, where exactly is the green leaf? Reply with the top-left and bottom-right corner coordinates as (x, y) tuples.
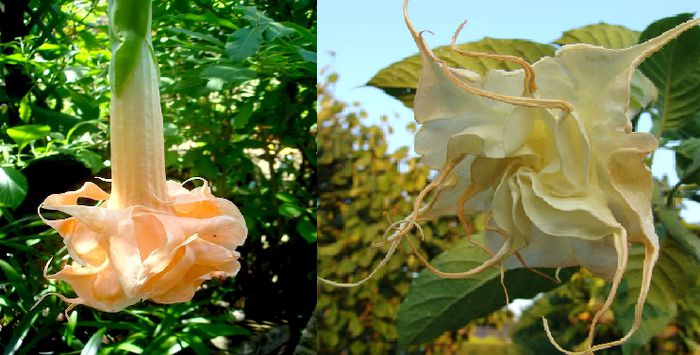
(200, 64), (256, 84)
(7, 124), (50, 150)
(612, 237), (700, 354)
(368, 38), (555, 108)
(298, 48), (316, 63)
(79, 31), (99, 50)
(233, 101), (254, 128)
(397, 236), (575, 349)
(80, 328), (105, 355)
(36, 43), (64, 52)
(638, 13), (700, 139)
(192, 323), (251, 339)
(296, 216), (317, 243)
(275, 192), (297, 203)
(673, 138), (700, 186)
(71, 92), (100, 120)
(555, 23), (639, 48)
(63, 311), (81, 348)
(31, 105), (81, 134)
(165, 27), (226, 47)
(19, 94), (31, 122)
(193, 155), (219, 177)
(75, 150), (104, 174)
(0, 258), (21, 280)
(657, 208), (700, 262)
(0, 258), (31, 304)
(4, 307), (40, 353)
(278, 202), (303, 218)
(115, 342), (144, 353)
(226, 27), (263, 62)
(163, 122), (179, 137)
(0, 167), (28, 208)
(142, 334), (179, 354)
(242, 6), (294, 40)
(178, 333), (208, 355)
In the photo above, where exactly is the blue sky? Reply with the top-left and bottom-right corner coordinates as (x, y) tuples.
(318, 0), (700, 222)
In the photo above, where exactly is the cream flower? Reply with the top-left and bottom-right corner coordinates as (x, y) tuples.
(388, 1), (698, 353)
(38, 0), (246, 312)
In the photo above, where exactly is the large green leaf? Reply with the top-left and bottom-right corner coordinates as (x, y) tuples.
(397, 236), (576, 349)
(612, 236), (700, 354)
(555, 23), (640, 48)
(0, 167), (28, 208)
(638, 13), (700, 139)
(657, 207), (700, 262)
(672, 138), (700, 186)
(367, 38), (555, 108)
(6, 124), (51, 150)
(226, 27), (264, 62)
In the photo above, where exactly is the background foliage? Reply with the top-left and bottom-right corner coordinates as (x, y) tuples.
(0, 0), (316, 353)
(318, 14), (700, 355)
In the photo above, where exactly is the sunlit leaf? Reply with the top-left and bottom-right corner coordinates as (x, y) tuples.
(80, 328), (106, 355)
(368, 38), (554, 108)
(279, 203), (303, 218)
(6, 124), (51, 150)
(0, 167), (28, 208)
(275, 192), (297, 203)
(178, 333), (208, 355)
(18, 94), (32, 122)
(555, 23), (640, 48)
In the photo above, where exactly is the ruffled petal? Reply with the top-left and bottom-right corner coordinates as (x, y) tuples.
(40, 180), (247, 312)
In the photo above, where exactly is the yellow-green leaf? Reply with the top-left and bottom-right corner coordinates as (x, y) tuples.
(368, 38), (555, 108)
(555, 23), (640, 48)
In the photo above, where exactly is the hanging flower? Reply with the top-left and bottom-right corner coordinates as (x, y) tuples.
(38, 0), (247, 312)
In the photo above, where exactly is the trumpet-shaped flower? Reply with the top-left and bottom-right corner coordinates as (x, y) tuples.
(38, 0), (247, 312)
(397, 1), (699, 353)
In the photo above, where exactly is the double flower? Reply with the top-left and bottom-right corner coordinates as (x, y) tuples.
(392, 1), (699, 353)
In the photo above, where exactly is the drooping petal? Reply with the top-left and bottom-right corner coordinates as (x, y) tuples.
(399, 2), (700, 352)
(40, 180), (246, 312)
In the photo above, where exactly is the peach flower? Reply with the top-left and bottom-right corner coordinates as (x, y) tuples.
(38, 0), (246, 312)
